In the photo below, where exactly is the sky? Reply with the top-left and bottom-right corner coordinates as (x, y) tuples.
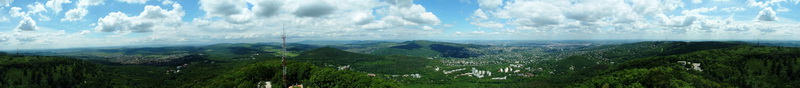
(1, 0), (800, 50)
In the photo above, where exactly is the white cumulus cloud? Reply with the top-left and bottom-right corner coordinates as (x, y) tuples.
(9, 7), (26, 17)
(61, 0), (104, 21)
(364, 0), (440, 29)
(721, 7), (746, 12)
(469, 0), (694, 33)
(26, 2), (47, 14)
(477, 0), (502, 10)
(15, 17), (38, 31)
(0, 17), (9, 22)
(77, 0), (103, 7)
(0, 0), (13, 7)
(199, 0), (247, 17)
(385, 4), (440, 25)
(494, 0), (566, 27)
(629, 0), (684, 16)
(385, 0), (413, 7)
(251, 0), (283, 18)
(422, 26), (433, 30)
(755, 7), (777, 21)
(94, 4), (184, 33)
(118, 0), (148, 4)
(62, 8), (88, 21)
(45, 0), (72, 13)
(293, 1), (335, 17)
(199, 0), (251, 23)
(471, 21), (504, 29)
(692, 0), (703, 4)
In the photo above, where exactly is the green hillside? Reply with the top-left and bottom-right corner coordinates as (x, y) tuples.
(198, 43), (318, 60)
(588, 41), (743, 61)
(194, 60), (400, 88)
(0, 55), (99, 87)
(0, 54), (400, 87)
(553, 43), (800, 87)
(370, 40), (488, 58)
(296, 47), (438, 74)
(543, 41), (743, 74)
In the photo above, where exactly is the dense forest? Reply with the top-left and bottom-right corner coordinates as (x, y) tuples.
(0, 54), (99, 87)
(371, 40), (486, 58)
(194, 60), (399, 88)
(548, 43), (800, 88)
(571, 45), (800, 87)
(0, 53), (399, 87)
(295, 47), (438, 74)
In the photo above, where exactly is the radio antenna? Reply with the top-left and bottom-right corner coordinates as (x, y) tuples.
(281, 24), (288, 87)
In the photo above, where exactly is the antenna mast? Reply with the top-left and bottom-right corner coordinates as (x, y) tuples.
(281, 24), (287, 87)
(757, 38), (761, 47)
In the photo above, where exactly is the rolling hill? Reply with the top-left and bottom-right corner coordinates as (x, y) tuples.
(0, 55), (99, 87)
(529, 41), (800, 87)
(567, 45), (800, 87)
(295, 47), (439, 74)
(369, 40), (488, 58)
(545, 41), (743, 74)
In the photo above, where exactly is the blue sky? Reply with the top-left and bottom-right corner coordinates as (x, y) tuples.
(1, 0), (800, 49)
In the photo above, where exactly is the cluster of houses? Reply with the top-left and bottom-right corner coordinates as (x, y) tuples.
(499, 67), (519, 73)
(257, 81), (272, 88)
(337, 65), (350, 70)
(166, 63), (190, 74)
(103, 53), (192, 64)
(257, 81), (302, 88)
(443, 68), (466, 74)
(391, 74), (422, 78)
(440, 65), (530, 80)
(491, 76), (507, 80)
(677, 61), (702, 72)
(459, 68), (492, 78)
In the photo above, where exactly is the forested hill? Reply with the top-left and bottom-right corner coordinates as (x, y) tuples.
(295, 47), (438, 74)
(566, 44), (800, 87)
(0, 53), (401, 88)
(296, 47), (384, 66)
(370, 40), (488, 58)
(588, 41), (744, 61)
(0, 54), (99, 87)
(548, 41), (745, 74)
(194, 60), (400, 88)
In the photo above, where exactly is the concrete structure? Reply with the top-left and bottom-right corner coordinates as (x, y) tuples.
(491, 76), (507, 80)
(677, 61), (702, 72)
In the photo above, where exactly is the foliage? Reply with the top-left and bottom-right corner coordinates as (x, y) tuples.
(430, 44), (482, 58)
(570, 45), (800, 87)
(0, 55), (99, 87)
(199, 60), (400, 88)
(296, 47), (437, 74)
(590, 41), (742, 61)
(371, 40), (486, 58)
(571, 67), (728, 88)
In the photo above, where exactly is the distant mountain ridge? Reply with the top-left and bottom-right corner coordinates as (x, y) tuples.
(370, 40), (488, 58)
(588, 41), (744, 60)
